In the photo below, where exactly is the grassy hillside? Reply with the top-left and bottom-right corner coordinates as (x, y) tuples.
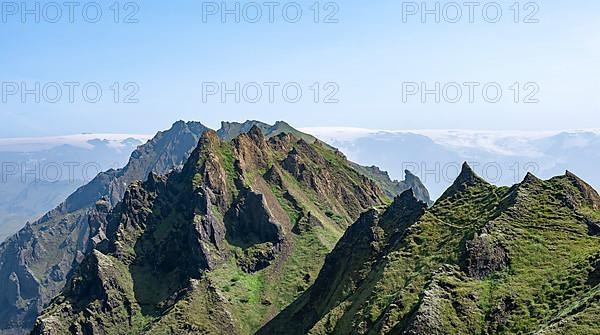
(260, 164), (600, 334)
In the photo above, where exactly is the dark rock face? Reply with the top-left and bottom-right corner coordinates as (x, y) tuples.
(588, 258), (600, 287)
(404, 170), (432, 206)
(465, 223), (509, 279)
(586, 218), (600, 236)
(225, 189), (285, 272)
(237, 243), (278, 273)
(191, 185), (227, 270)
(292, 212), (324, 235)
(282, 148), (306, 181)
(226, 190), (284, 249)
(264, 165), (284, 188)
(88, 199), (111, 249)
(64, 251), (110, 303)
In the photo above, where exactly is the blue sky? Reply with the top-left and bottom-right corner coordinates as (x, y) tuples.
(0, 0), (598, 137)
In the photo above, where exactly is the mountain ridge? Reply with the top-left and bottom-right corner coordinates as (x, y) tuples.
(0, 121), (209, 334)
(31, 126), (391, 334)
(259, 164), (600, 334)
(30, 159), (600, 334)
(0, 120), (429, 334)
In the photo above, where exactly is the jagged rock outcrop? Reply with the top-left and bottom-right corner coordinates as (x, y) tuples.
(438, 162), (481, 200)
(586, 218), (600, 236)
(350, 164), (432, 205)
(565, 171), (600, 210)
(404, 169), (432, 205)
(88, 198), (111, 248)
(292, 212), (324, 234)
(226, 190), (285, 248)
(465, 222), (509, 279)
(260, 165), (600, 335)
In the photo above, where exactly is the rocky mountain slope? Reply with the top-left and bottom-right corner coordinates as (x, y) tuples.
(259, 163), (600, 334)
(31, 127), (392, 334)
(0, 120), (429, 334)
(0, 121), (209, 334)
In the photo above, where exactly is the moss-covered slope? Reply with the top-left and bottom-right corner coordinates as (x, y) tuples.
(260, 163), (600, 335)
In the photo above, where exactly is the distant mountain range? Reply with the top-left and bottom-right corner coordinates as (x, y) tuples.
(302, 127), (600, 199)
(0, 134), (150, 241)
